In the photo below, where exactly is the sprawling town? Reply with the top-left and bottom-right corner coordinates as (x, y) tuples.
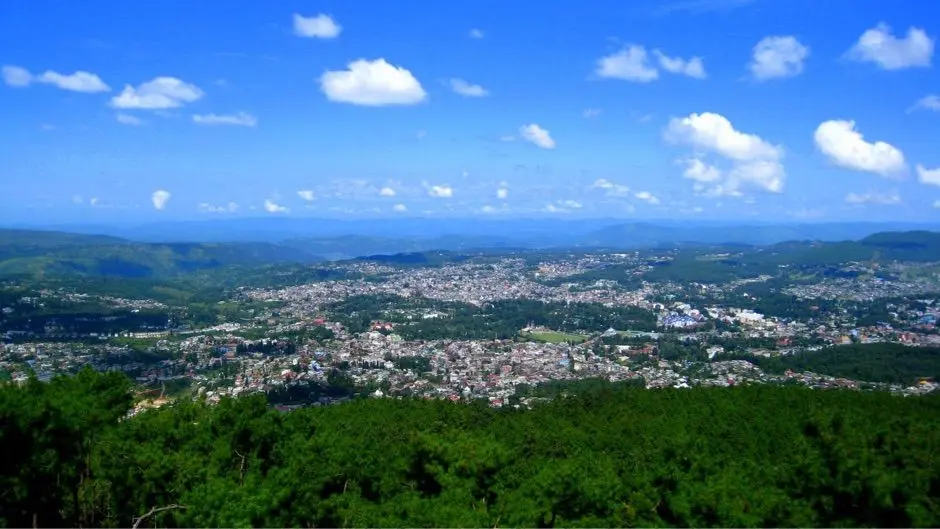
(3, 250), (940, 416)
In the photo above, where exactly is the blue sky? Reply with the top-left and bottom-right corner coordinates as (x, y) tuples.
(2, 0), (939, 224)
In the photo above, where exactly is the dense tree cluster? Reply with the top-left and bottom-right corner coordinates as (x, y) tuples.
(729, 343), (940, 385)
(2, 369), (940, 527)
(330, 296), (657, 340)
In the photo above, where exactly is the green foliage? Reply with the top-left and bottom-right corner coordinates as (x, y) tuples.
(330, 296), (657, 339)
(3, 370), (940, 527)
(733, 343), (940, 385)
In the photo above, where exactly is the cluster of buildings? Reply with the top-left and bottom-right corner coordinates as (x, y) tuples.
(3, 252), (940, 410)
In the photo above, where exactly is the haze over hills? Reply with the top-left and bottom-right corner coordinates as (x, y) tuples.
(7, 218), (939, 247)
(3, 224), (940, 281)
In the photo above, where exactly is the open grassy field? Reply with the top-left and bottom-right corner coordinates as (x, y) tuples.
(522, 330), (587, 343)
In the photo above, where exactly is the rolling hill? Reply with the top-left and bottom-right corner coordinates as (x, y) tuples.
(0, 229), (321, 280)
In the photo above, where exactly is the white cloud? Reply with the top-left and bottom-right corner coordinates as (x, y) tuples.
(293, 13), (342, 39)
(596, 45), (659, 82)
(393, 203), (408, 212)
(917, 164), (940, 187)
(90, 197), (99, 207)
(198, 202), (239, 213)
(297, 190), (315, 201)
(469, 28), (484, 39)
(666, 112), (785, 195)
(583, 108), (602, 118)
(519, 123), (556, 149)
(264, 199), (289, 213)
(911, 95), (940, 112)
(427, 184), (453, 198)
(192, 112), (257, 127)
(934, 200), (940, 209)
(634, 191), (661, 205)
(749, 36), (809, 80)
(499, 135), (515, 142)
(681, 158), (722, 183)
(544, 201), (581, 213)
(111, 77), (203, 110)
(2, 65), (110, 92)
(847, 23), (934, 70)
(380, 186), (396, 197)
(116, 113), (142, 126)
(320, 58), (426, 106)
(151, 189), (171, 210)
(481, 205), (497, 214)
(591, 178), (630, 196)
(449, 78), (489, 97)
(845, 191), (902, 205)
(653, 50), (707, 79)
(2, 65), (31, 86)
(813, 120), (906, 177)
(36, 70), (110, 93)
(496, 187), (509, 199)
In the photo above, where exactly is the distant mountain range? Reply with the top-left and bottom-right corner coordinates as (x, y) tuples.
(14, 218), (939, 247)
(1, 222), (940, 281)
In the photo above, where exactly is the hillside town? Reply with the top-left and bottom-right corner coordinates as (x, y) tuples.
(3, 251), (940, 416)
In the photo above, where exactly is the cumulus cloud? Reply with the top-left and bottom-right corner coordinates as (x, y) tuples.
(393, 203), (408, 212)
(544, 200), (581, 213)
(2, 65), (31, 87)
(634, 191), (661, 205)
(151, 189), (171, 210)
(380, 186), (396, 197)
(37, 70), (110, 93)
(116, 113), (142, 126)
(665, 112), (785, 196)
(847, 23), (934, 70)
(198, 202), (239, 213)
(749, 36), (809, 80)
(591, 178), (630, 196)
(845, 191), (902, 205)
(293, 13), (341, 39)
(192, 112), (257, 127)
(264, 199), (289, 213)
(111, 77), (203, 110)
(653, 50), (707, 79)
(917, 165), (940, 187)
(297, 190), (315, 201)
(320, 58), (426, 106)
(2, 65), (110, 92)
(519, 123), (556, 149)
(597, 45), (706, 81)
(449, 78), (489, 97)
(596, 45), (659, 82)
(814, 120), (906, 177)
(911, 95), (940, 113)
(497, 187), (509, 199)
(469, 28), (484, 39)
(681, 158), (723, 183)
(427, 184), (454, 198)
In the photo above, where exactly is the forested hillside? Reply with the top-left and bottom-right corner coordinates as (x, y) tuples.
(2, 369), (939, 527)
(0, 229), (320, 280)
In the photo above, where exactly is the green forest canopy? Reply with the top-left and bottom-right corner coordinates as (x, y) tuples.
(2, 369), (939, 528)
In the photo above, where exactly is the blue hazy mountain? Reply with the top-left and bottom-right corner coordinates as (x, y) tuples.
(12, 218), (939, 249)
